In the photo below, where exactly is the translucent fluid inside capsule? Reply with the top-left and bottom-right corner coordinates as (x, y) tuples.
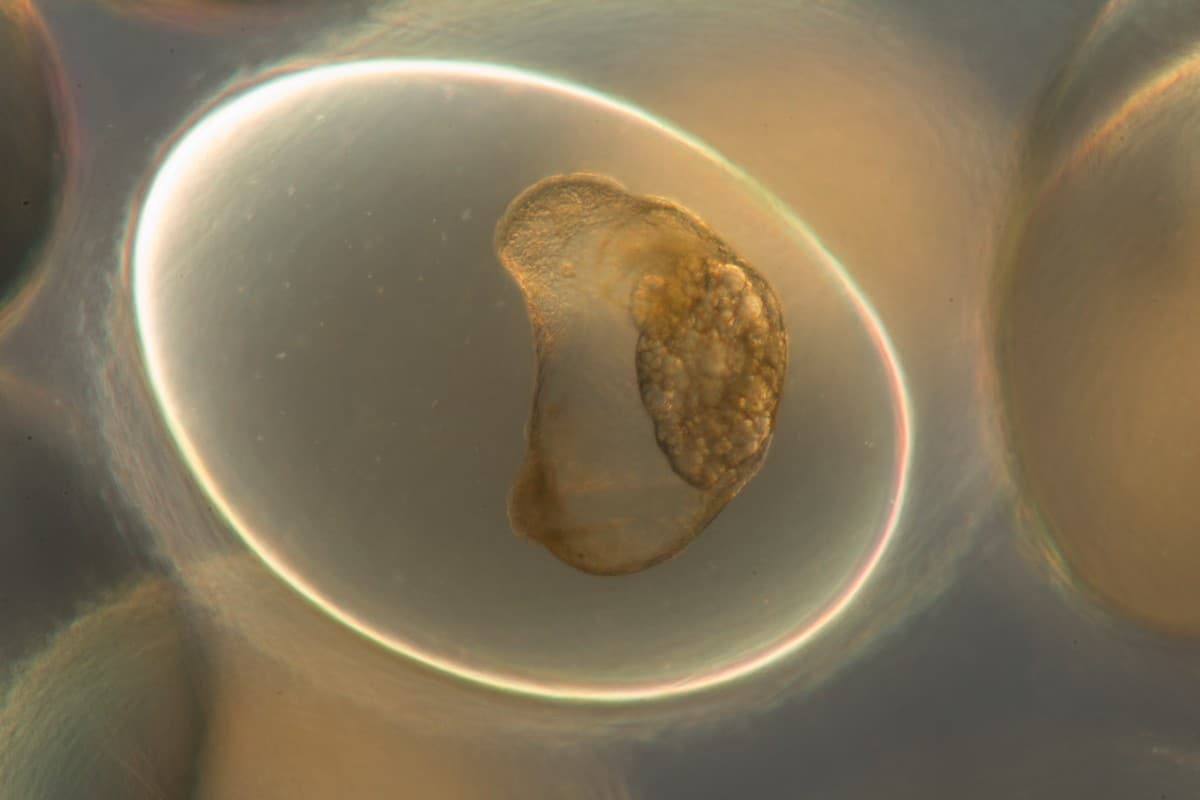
(496, 173), (787, 575)
(132, 60), (906, 699)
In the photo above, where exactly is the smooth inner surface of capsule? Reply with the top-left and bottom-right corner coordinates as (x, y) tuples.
(133, 60), (906, 699)
(496, 173), (786, 575)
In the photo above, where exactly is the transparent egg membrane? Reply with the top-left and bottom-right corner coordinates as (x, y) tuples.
(132, 61), (909, 699)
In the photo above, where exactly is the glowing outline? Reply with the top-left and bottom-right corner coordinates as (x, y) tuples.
(131, 59), (914, 703)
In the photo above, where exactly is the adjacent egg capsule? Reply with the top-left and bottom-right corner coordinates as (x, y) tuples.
(495, 174), (787, 575)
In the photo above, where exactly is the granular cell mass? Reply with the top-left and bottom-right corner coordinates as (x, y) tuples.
(495, 173), (787, 575)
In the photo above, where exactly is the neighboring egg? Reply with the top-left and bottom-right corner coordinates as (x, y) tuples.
(0, 0), (66, 308)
